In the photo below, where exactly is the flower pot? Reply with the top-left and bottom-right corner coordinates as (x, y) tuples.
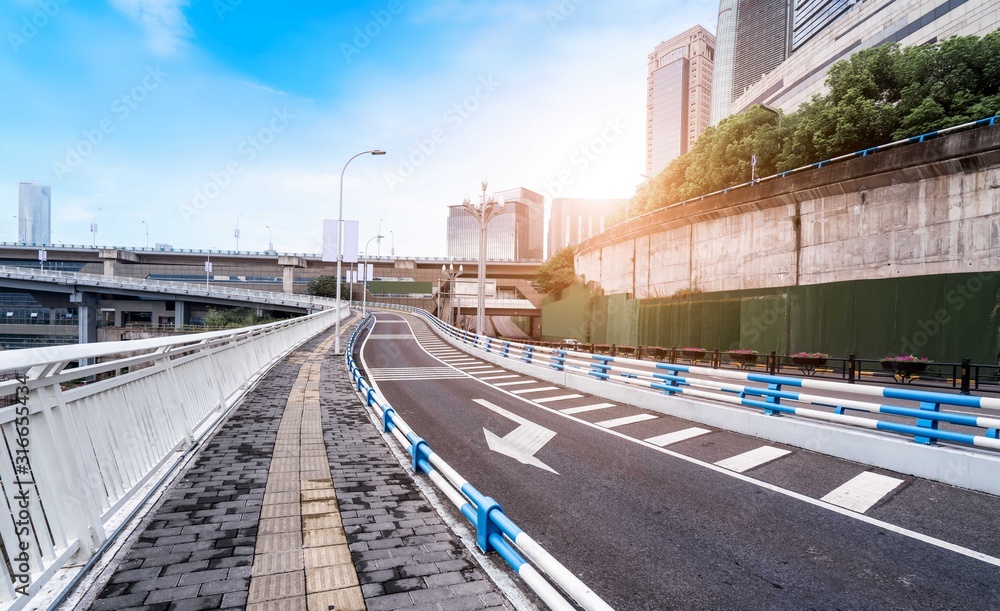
(728, 352), (758, 369)
(792, 356), (827, 367)
(681, 350), (707, 361)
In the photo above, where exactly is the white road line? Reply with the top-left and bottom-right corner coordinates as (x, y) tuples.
(534, 394), (584, 404)
(469, 370), (506, 375)
(643, 427), (712, 446)
(510, 386), (560, 395)
(715, 446), (791, 473)
(495, 381), (533, 387)
(461, 366), (496, 371)
(596, 414), (659, 428)
(367, 334), (417, 339)
(560, 403), (615, 415)
(821, 472), (905, 514)
(479, 375), (519, 381)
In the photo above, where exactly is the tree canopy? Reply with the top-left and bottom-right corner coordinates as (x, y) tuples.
(306, 276), (363, 300)
(624, 33), (1000, 219)
(534, 246), (579, 294)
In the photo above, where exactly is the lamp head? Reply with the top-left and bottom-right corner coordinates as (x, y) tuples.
(496, 195), (506, 210)
(458, 264), (463, 273)
(371, 150), (386, 156)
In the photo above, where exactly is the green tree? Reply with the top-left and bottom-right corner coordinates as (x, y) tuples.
(306, 275), (362, 300)
(203, 307), (272, 328)
(534, 246), (579, 294)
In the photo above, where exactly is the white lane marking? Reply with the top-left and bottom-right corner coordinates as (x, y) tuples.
(715, 446), (791, 472)
(469, 370), (506, 375)
(479, 375), (519, 381)
(461, 366), (497, 371)
(596, 414), (658, 428)
(475, 399), (559, 474)
(534, 394), (584, 404)
(821, 472), (905, 514)
(510, 387), (560, 395)
(367, 334), (418, 339)
(495, 381), (533, 387)
(382, 315), (1000, 569)
(643, 427), (712, 447)
(560, 403), (615, 415)
(369, 367), (463, 375)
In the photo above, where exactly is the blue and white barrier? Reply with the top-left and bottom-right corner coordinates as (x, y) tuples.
(369, 302), (1000, 455)
(345, 314), (613, 611)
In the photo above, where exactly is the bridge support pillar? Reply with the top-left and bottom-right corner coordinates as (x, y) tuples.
(174, 300), (190, 331)
(103, 258), (115, 277)
(71, 291), (98, 366)
(278, 256), (307, 295)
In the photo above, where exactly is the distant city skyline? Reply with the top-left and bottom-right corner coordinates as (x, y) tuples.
(1, 2), (720, 257)
(17, 182), (51, 245)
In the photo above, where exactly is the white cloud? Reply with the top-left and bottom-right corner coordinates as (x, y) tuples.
(110, 0), (192, 55)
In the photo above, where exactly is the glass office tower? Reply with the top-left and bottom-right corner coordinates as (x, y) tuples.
(18, 182), (51, 244)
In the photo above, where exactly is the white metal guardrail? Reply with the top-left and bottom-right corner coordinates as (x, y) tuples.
(0, 306), (345, 610)
(373, 302), (1000, 453)
(347, 315), (612, 611)
(0, 265), (339, 311)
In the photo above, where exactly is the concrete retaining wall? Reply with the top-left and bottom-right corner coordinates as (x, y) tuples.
(577, 125), (1000, 298)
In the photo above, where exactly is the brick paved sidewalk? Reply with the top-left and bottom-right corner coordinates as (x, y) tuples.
(80, 323), (516, 611)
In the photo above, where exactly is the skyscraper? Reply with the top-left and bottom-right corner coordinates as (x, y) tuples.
(711, 0), (790, 125)
(447, 187), (544, 261)
(645, 26), (715, 177)
(729, 0), (999, 116)
(18, 182), (51, 244)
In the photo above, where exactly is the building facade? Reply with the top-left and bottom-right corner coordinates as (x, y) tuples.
(731, 0), (1000, 115)
(547, 198), (626, 258)
(18, 182), (51, 244)
(711, 0), (791, 125)
(447, 187), (544, 261)
(645, 26), (716, 177)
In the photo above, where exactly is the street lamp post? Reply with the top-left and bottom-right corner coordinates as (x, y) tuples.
(141, 220), (149, 249)
(440, 263), (463, 326)
(460, 181), (505, 337)
(266, 225), (273, 253)
(390, 230), (394, 257)
(334, 149), (386, 354)
(235, 214), (243, 251)
(361, 234), (383, 318)
(91, 208), (102, 247)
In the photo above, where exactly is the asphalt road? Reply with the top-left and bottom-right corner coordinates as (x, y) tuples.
(358, 312), (1000, 610)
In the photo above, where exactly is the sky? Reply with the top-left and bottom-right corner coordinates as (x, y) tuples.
(1, 0), (718, 257)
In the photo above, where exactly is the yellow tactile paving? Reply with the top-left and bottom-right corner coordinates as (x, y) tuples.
(248, 331), (367, 610)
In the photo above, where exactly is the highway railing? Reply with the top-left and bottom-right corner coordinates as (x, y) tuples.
(0, 307), (346, 610)
(372, 302), (1000, 454)
(0, 265), (338, 311)
(346, 315), (612, 611)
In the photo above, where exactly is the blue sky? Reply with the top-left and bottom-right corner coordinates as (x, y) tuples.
(2, 0), (717, 256)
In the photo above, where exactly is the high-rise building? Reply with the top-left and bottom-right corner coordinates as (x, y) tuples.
(731, 0), (1000, 116)
(711, 0), (790, 125)
(646, 26), (715, 177)
(447, 187), (544, 261)
(18, 182), (51, 244)
(709, 0), (739, 126)
(547, 198), (626, 258)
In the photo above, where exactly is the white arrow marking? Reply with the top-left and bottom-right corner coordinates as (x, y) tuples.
(474, 399), (559, 474)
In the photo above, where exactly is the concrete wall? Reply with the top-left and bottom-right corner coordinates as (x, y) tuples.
(577, 125), (1000, 298)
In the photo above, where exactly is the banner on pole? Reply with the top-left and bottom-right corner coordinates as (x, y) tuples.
(321, 220), (360, 263)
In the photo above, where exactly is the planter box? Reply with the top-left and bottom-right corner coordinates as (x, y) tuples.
(792, 356), (828, 367)
(681, 350), (707, 361)
(880, 360), (929, 383)
(728, 352), (759, 369)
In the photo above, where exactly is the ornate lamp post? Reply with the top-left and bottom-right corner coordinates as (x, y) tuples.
(460, 181), (505, 336)
(440, 262), (463, 326)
